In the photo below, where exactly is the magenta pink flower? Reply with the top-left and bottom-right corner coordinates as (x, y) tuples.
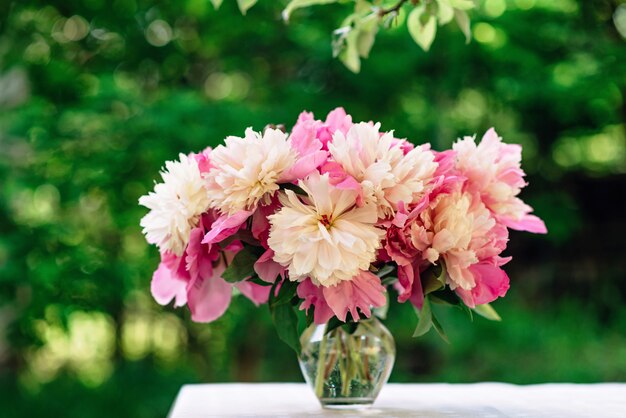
(455, 257), (511, 308)
(150, 211), (270, 323)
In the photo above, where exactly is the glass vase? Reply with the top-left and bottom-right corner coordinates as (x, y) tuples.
(298, 317), (395, 409)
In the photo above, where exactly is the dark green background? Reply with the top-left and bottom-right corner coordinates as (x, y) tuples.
(1, 0), (625, 417)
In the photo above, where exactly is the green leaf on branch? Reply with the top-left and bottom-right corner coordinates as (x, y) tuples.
(237, 0), (258, 15)
(210, 0), (223, 9)
(436, 0), (455, 25)
(356, 14), (379, 59)
(222, 246), (262, 283)
(339, 28), (361, 73)
(454, 9), (471, 43)
(272, 302), (301, 355)
(473, 303), (502, 321)
(448, 0), (476, 10)
(282, 0), (338, 21)
(407, 7), (437, 52)
(413, 296), (433, 337)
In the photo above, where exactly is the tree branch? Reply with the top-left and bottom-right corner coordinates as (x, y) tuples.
(378, 0), (417, 17)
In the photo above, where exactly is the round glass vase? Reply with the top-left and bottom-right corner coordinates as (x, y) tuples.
(298, 317), (395, 409)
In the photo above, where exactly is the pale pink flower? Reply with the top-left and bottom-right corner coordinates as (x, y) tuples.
(418, 191), (497, 291)
(139, 153), (211, 256)
(454, 128), (547, 233)
(267, 171), (384, 287)
(329, 122), (438, 218)
(205, 128), (297, 214)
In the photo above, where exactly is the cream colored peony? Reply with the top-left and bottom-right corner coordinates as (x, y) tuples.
(205, 128), (297, 214)
(139, 153), (210, 256)
(416, 191), (496, 290)
(329, 122), (437, 218)
(267, 172), (384, 287)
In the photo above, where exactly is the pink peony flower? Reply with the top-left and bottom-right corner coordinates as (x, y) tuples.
(315, 107), (354, 149)
(322, 270), (387, 322)
(453, 128), (547, 234)
(455, 256), (511, 308)
(297, 270), (387, 324)
(150, 212), (270, 323)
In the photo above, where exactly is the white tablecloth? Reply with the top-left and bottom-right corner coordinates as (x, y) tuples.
(168, 383), (626, 417)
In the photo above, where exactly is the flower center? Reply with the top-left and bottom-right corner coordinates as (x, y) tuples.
(319, 214), (333, 228)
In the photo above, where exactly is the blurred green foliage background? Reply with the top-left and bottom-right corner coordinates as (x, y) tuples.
(1, 0), (626, 416)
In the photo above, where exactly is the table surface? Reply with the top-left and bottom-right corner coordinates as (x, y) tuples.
(168, 382), (626, 417)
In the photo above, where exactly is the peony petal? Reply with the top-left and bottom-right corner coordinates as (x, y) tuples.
(455, 262), (510, 308)
(236, 281), (271, 305)
(253, 248), (284, 283)
(187, 263), (232, 323)
(202, 210), (253, 244)
(297, 279), (335, 325)
(151, 262), (188, 307)
(322, 271), (386, 322)
(501, 213), (547, 234)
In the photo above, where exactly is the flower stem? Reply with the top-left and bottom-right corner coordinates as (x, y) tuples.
(314, 327), (329, 398)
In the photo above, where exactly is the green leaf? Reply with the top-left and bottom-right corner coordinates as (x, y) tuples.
(374, 264), (395, 278)
(356, 14), (379, 58)
(431, 310), (450, 344)
(269, 278), (298, 308)
(473, 303), (502, 321)
(413, 297), (433, 337)
(237, 0), (258, 15)
(429, 287), (461, 306)
(272, 302), (301, 354)
(280, 182), (307, 195)
(282, 0), (338, 21)
(454, 9), (471, 43)
(407, 7), (437, 52)
(247, 275), (273, 287)
(422, 262), (446, 294)
(436, 0), (455, 25)
(325, 316), (344, 335)
(373, 291), (389, 320)
(210, 0), (223, 9)
(222, 246), (260, 283)
(339, 28), (361, 73)
(448, 0), (475, 10)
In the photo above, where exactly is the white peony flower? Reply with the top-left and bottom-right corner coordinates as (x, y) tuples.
(329, 122), (437, 218)
(268, 172), (384, 287)
(139, 153), (210, 256)
(205, 128), (297, 214)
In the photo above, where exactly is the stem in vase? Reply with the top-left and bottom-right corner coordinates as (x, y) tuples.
(314, 327), (329, 398)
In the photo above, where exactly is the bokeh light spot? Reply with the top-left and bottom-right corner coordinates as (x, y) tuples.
(146, 20), (173, 47)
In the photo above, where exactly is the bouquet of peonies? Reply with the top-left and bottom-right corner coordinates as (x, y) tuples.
(139, 108), (546, 351)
